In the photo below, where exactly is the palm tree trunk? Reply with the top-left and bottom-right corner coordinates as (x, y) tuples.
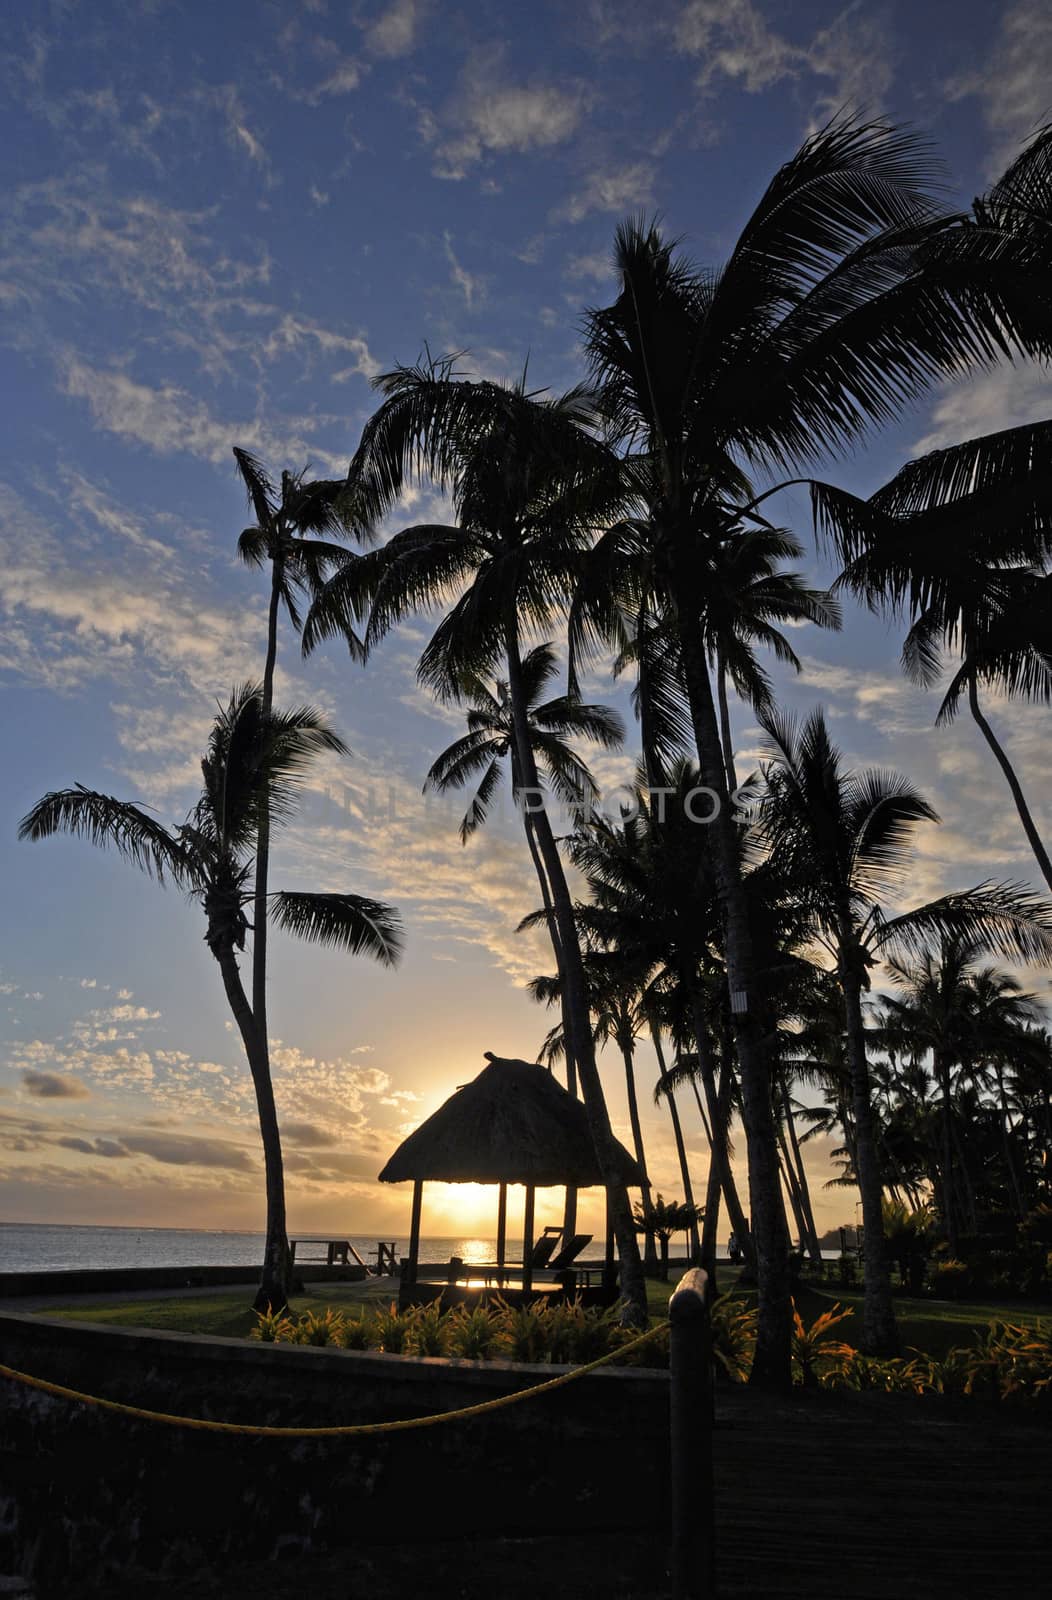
(213, 940), (290, 1312)
(934, 1050), (958, 1254)
(716, 653), (739, 794)
(674, 603), (791, 1386)
(619, 1029), (659, 1271)
(839, 958), (898, 1355)
(687, 987), (753, 1259)
(247, 551), (289, 1306)
(504, 623), (647, 1325)
(780, 1076), (822, 1263)
(969, 678), (1052, 893)
(701, 1143), (722, 1273)
(996, 1065), (1027, 1219)
(650, 1025), (701, 1259)
(522, 809), (578, 1240)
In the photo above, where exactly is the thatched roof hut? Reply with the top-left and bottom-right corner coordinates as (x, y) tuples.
(378, 1052), (642, 1188)
(378, 1052), (644, 1301)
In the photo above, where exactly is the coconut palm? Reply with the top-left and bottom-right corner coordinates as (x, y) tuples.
(820, 418), (1052, 892)
(565, 769), (753, 1259)
(759, 706), (1052, 1352)
(303, 366), (649, 1323)
(878, 941), (1044, 1244)
(573, 115), (1023, 1385)
(19, 685), (402, 1310)
(633, 1193), (703, 1281)
(232, 449), (359, 1083)
(530, 955), (661, 1272)
(424, 641), (623, 1247)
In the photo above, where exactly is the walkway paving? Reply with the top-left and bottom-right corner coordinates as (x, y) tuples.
(39, 1379), (1050, 1599)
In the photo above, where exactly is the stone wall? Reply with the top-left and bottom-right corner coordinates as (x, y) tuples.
(0, 1311), (668, 1596)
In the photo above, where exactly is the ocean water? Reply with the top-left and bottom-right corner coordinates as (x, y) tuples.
(0, 1223), (506, 1276)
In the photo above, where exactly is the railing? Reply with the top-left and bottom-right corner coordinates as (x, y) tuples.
(668, 1267), (716, 1599)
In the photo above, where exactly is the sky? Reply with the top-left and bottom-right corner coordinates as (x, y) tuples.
(2, 0), (1052, 1249)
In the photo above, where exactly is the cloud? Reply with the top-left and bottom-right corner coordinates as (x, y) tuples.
(554, 161), (656, 223)
(945, 1), (1052, 176)
(443, 233), (485, 309)
(22, 1071), (91, 1100)
(674, 0), (893, 125)
(364, 0), (429, 59)
(913, 366), (1052, 455)
(120, 1132), (257, 1171)
(429, 49), (588, 179)
(57, 1136), (126, 1158)
(59, 356), (347, 471)
(282, 1120), (340, 1148)
(565, 249), (616, 284)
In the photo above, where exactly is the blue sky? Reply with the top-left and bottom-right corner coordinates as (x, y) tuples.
(2, 0), (1051, 1243)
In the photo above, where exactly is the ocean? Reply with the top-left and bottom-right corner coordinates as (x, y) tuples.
(0, 1223), (505, 1276)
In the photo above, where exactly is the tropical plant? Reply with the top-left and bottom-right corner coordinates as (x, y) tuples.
(633, 1193), (704, 1280)
(303, 363), (649, 1324)
(572, 115), (1025, 1387)
(758, 706), (1052, 1352)
(19, 686), (402, 1310)
(232, 449), (357, 1078)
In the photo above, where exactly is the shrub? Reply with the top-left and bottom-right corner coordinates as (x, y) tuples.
(408, 1299), (450, 1357)
(791, 1301), (855, 1389)
(930, 1258), (972, 1298)
(251, 1305), (296, 1343)
(295, 1308), (346, 1347)
(371, 1301), (411, 1353)
(496, 1299), (551, 1364)
(448, 1304), (501, 1361)
(709, 1294), (757, 1383)
(339, 1311), (373, 1350)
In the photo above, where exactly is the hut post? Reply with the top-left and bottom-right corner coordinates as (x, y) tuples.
(407, 1178), (423, 1287)
(522, 1185), (536, 1296)
(496, 1182), (508, 1285)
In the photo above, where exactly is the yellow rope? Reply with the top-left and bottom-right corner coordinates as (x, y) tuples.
(0, 1321), (669, 1439)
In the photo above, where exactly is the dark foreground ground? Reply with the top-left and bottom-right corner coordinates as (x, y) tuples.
(41, 1382), (1049, 1600)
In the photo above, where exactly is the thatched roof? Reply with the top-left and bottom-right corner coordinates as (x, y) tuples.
(378, 1052), (643, 1188)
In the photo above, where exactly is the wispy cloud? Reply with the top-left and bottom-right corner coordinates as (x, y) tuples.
(675, 0), (894, 126)
(945, 0), (1052, 176)
(426, 48), (589, 179)
(363, 0), (430, 59)
(553, 161), (656, 223)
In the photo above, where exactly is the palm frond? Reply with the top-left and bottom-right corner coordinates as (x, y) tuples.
(271, 891), (403, 965)
(18, 787), (193, 886)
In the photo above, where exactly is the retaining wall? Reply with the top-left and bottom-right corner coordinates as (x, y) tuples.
(0, 1309), (668, 1596)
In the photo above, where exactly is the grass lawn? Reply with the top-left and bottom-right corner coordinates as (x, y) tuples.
(35, 1279), (401, 1340)
(35, 1271), (1049, 1358)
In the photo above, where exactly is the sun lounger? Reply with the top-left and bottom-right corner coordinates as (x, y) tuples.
(526, 1226), (564, 1269)
(548, 1233), (593, 1272)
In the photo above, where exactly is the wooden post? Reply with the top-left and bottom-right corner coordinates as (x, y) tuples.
(604, 1186), (616, 1294)
(496, 1182), (507, 1287)
(521, 1185), (536, 1296)
(669, 1267), (715, 1600)
(407, 1179), (423, 1287)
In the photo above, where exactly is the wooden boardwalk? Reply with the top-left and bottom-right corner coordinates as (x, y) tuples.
(52, 1383), (1051, 1599)
(711, 1385), (1050, 1598)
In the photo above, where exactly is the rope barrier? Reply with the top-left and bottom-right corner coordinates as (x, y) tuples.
(0, 1321), (669, 1439)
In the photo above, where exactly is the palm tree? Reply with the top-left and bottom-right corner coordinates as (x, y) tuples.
(231, 449), (357, 1089)
(424, 642), (623, 1248)
(822, 418), (1052, 893)
(304, 366), (649, 1323)
(759, 706), (1052, 1352)
(633, 1193), (703, 1281)
(574, 117), (1018, 1385)
(878, 940), (1044, 1246)
(20, 685), (402, 1310)
(565, 770), (753, 1260)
